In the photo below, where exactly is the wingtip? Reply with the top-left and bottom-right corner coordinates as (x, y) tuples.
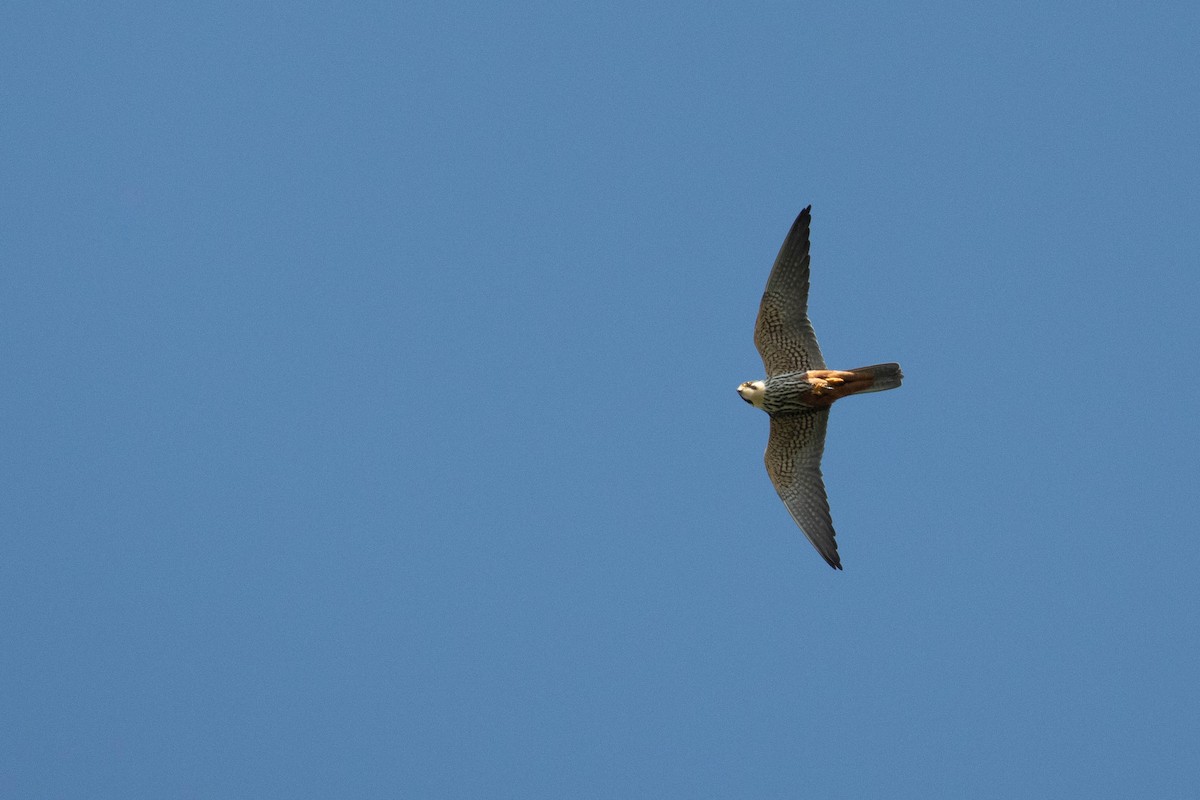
(818, 547), (842, 570)
(778, 206), (813, 253)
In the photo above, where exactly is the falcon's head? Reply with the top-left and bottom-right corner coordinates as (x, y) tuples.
(737, 380), (766, 408)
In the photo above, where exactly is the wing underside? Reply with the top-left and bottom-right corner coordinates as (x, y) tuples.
(764, 408), (839, 570)
(754, 207), (826, 376)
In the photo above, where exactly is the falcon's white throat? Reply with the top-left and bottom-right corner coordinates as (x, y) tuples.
(737, 380), (766, 409)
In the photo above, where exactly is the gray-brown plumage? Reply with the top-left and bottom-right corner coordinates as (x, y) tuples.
(737, 206), (902, 570)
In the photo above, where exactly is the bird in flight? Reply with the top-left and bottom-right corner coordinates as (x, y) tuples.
(738, 206), (902, 570)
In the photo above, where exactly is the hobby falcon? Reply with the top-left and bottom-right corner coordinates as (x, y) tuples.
(738, 206), (902, 570)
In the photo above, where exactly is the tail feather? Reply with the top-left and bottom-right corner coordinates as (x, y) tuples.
(847, 362), (903, 394)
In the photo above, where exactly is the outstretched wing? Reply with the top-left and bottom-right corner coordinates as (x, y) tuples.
(754, 206), (826, 377)
(764, 408), (840, 569)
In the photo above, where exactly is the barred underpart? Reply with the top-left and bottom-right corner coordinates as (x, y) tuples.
(762, 372), (815, 414)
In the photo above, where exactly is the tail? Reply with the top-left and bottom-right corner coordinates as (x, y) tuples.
(846, 363), (903, 394)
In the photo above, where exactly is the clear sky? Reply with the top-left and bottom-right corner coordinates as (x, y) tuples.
(4, 2), (1199, 797)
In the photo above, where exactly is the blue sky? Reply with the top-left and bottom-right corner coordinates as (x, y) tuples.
(4, 2), (1199, 797)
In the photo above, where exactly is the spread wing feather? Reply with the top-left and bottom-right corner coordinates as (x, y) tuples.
(754, 206), (826, 376)
(764, 409), (840, 570)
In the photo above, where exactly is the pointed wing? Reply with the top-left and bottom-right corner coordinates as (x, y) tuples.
(764, 409), (840, 569)
(754, 206), (826, 376)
